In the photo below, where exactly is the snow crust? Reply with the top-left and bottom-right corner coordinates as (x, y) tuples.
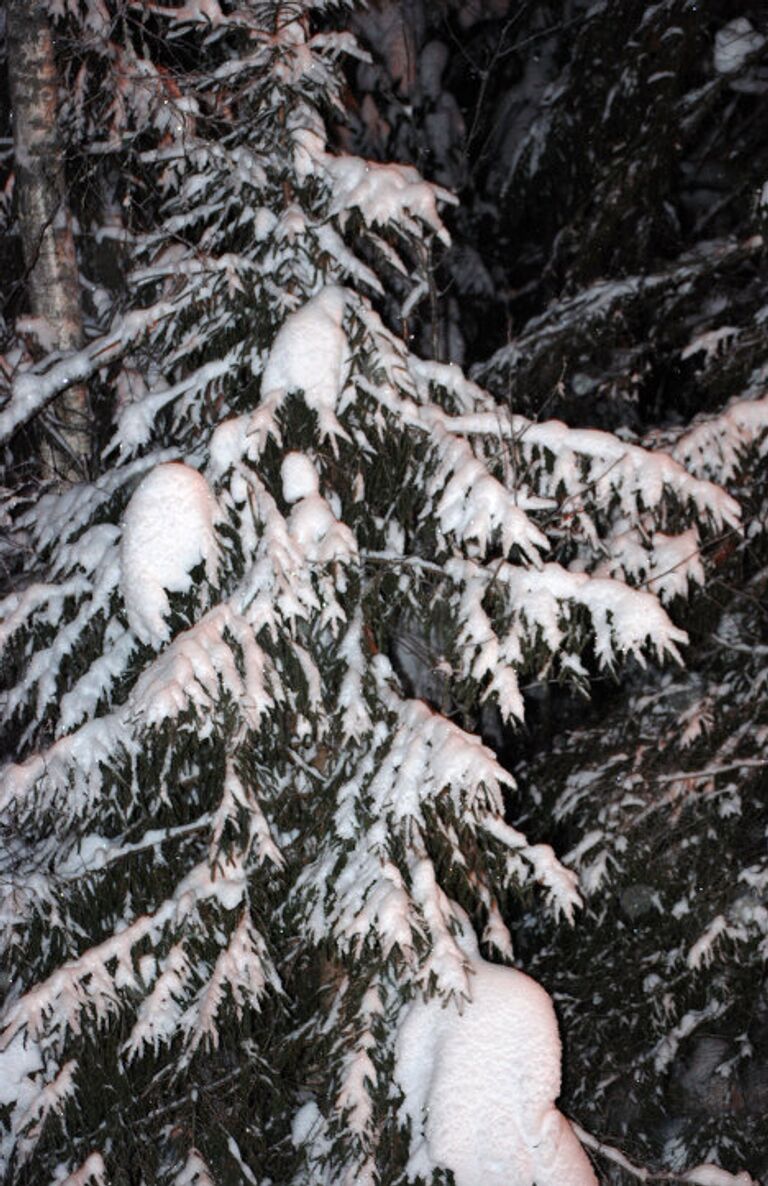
(396, 940), (597, 1186)
(120, 462), (219, 646)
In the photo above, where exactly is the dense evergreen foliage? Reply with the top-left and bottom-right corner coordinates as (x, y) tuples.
(0, 2), (766, 1185)
(345, 4), (768, 1178)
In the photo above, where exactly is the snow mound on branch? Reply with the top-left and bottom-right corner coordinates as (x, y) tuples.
(120, 463), (219, 646)
(0, 1031), (43, 1109)
(281, 452), (319, 503)
(261, 287), (350, 442)
(713, 18), (765, 75)
(395, 945), (598, 1186)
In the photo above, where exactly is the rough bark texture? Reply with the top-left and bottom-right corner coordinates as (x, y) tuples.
(6, 0), (90, 480)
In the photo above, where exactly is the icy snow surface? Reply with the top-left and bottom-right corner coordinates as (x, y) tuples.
(395, 930), (597, 1186)
(120, 462), (219, 646)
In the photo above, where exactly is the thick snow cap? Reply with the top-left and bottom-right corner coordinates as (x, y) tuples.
(120, 462), (219, 646)
(395, 918), (598, 1186)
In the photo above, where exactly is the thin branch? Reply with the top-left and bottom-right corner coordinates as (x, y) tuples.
(573, 1121), (758, 1184)
(362, 550), (447, 578)
(711, 634), (768, 655)
(56, 814), (212, 881)
(656, 758), (768, 784)
(286, 749), (326, 785)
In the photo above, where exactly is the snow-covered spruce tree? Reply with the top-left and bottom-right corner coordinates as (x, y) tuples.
(0, 3), (747, 1185)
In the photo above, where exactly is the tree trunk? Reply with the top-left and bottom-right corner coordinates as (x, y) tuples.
(6, 0), (91, 481)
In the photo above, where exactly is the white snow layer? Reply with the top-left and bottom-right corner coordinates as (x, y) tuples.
(395, 942), (597, 1186)
(0, 1032), (43, 1109)
(120, 462), (219, 645)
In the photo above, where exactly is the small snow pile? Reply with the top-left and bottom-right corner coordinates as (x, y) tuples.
(281, 451), (320, 503)
(283, 453), (357, 564)
(395, 924), (597, 1186)
(713, 18), (765, 75)
(120, 462), (219, 646)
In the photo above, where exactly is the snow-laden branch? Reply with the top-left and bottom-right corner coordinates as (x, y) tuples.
(673, 391), (768, 483)
(416, 397), (741, 531)
(0, 303), (176, 446)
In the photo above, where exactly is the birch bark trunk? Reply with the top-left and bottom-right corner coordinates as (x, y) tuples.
(6, 0), (91, 481)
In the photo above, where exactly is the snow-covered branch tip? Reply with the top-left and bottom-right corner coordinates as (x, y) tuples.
(0, 303), (176, 447)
